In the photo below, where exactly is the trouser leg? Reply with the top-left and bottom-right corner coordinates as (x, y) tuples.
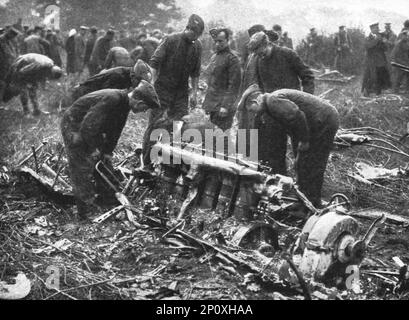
(142, 112), (171, 167)
(0, 80), (6, 103)
(295, 116), (339, 207)
(255, 114), (287, 175)
(28, 84), (39, 114)
(169, 90), (189, 121)
(66, 146), (98, 217)
(19, 86), (29, 113)
(392, 68), (402, 93)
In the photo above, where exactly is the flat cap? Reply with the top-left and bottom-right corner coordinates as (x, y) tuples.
(248, 31), (268, 53)
(265, 30), (279, 42)
(131, 80), (161, 109)
(248, 24), (265, 37)
(133, 59), (152, 82)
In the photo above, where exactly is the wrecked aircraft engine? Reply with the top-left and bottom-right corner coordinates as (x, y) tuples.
(15, 139), (385, 288)
(110, 142), (384, 286)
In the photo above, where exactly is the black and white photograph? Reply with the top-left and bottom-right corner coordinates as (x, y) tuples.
(1, 0), (409, 306)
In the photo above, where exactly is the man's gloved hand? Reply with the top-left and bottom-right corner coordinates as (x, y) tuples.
(218, 107), (228, 118)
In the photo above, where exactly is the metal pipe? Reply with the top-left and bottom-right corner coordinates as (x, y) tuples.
(31, 146), (39, 173)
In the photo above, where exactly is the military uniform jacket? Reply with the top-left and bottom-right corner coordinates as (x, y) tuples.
(23, 34), (49, 55)
(104, 47), (133, 69)
(62, 89), (130, 155)
(90, 36), (113, 67)
(203, 47), (242, 113)
(7, 53), (54, 85)
(0, 35), (19, 80)
(73, 67), (133, 101)
(365, 34), (388, 67)
(84, 35), (97, 65)
(391, 39), (409, 66)
(269, 89), (339, 142)
(247, 45), (315, 94)
(150, 32), (202, 90)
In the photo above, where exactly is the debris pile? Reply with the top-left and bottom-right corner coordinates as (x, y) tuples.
(316, 70), (356, 84)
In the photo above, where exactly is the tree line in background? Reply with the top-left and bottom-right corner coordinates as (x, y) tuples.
(295, 28), (367, 74)
(0, 0), (181, 31)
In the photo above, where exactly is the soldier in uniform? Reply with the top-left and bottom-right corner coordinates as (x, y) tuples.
(130, 37), (160, 64)
(398, 20), (409, 40)
(238, 31), (314, 174)
(65, 29), (77, 75)
(203, 28), (242, 131)
(240, 24), (266, 69)
(391, 30), (409, 93)
(0, 27), (20, 102)
(45, 29), (62, 67)
(272, 24), (283, 46)
(238, 85), (339, 207)
(2, 53), (62, 115)
(282, 32), (293, 49)
(149, 14), (204, 121)
(89, 29), (115, 76)
(74, 26), (88, 77)
(362, 23), (391, 96)
(334, 25), (353, 74)
(84, 27), (98, 73)
(382, 23), (398, 75)
(71, 59), (151, 101)
(305, 27), (322, 68)
(104, 46), (133, 69)
(23, 26), (49, 55)
(61, 81), (160, 219)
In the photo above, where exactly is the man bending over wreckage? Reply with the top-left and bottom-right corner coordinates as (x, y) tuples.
(2, 53), (62, 115)
(61, 81), (160, 220)
(71, 59), (152, 102)
(238, 85), (339, 208)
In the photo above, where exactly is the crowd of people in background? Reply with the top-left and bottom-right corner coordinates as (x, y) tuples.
(2, 18), (409, 108)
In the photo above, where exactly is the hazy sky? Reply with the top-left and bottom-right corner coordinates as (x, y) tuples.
(187, 0), (409, 16)
(176, 0), (409, 42)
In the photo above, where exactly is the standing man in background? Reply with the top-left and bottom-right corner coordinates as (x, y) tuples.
(362, 23), (391, 97)
(382, 22), (398, 76)
(272, 24), (284, 47)
(74, 26), (88, 78)
(239, 31), (314, 174)
(0, 27), (20, 102)
(203, 28), (241, 131)
(305, 27), (322, 68)
(23, 26), (49, 55)
(89, 29), (115, 76)
(334, 25), (353, 74)
(84, 26), (98, 74)
(391, 30), (409, 94)
(282, 32), (293, 49)
(65, 29), (77, 76)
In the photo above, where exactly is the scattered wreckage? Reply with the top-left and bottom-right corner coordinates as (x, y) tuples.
(13, 130), (409, 297)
